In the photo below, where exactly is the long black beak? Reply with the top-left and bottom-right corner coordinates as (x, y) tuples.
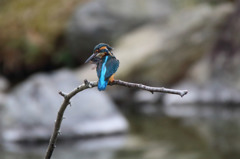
(85, 53), (96, 63)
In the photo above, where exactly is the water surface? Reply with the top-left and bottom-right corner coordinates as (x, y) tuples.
(1, 104), (240, 159)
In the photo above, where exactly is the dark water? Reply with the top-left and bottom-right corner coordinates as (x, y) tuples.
(1, 104), (240, 159)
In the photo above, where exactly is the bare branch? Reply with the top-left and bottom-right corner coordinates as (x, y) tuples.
(111, 80), (188, 97)
(58, 91), (66, 98)
(44, 79), (188, 159)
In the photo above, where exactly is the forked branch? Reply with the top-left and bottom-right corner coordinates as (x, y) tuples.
(44, 79), (188, 159)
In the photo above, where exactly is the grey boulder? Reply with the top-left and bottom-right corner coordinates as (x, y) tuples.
(2, 69), (128, 142)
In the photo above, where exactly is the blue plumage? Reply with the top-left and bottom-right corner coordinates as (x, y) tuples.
(85, 43), (119, 91)
(97, 55), (119, 91)
(98, 56), (109, 90)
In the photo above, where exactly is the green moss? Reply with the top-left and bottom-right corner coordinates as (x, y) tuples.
(23, 41), (41, 64)
(0, 0), (83, 43)
(0, 0), (85, 74)
(52, 48), (75, 67)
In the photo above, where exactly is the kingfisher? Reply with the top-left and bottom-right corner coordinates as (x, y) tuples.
(85, 43), (119, 91)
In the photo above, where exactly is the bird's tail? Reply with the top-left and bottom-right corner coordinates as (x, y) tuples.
(98, 79), (108, 91)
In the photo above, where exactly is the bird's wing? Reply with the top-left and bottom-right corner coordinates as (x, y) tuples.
(105, 57), (119, 80)
(96, 61), (102, 78)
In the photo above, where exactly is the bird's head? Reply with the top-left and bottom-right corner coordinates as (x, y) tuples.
(85, 43), (114, 63)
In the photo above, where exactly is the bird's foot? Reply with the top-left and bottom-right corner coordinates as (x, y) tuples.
(109, 74), (115, 83)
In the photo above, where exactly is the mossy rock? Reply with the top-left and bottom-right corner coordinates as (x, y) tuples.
(0, 0), (85, 78)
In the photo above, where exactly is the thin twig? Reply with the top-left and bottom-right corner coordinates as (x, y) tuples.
(44, 79), (188, 159)
(112, 80), (188, 97)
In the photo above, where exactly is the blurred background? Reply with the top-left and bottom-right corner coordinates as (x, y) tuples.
(0, 0), (240, 159)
